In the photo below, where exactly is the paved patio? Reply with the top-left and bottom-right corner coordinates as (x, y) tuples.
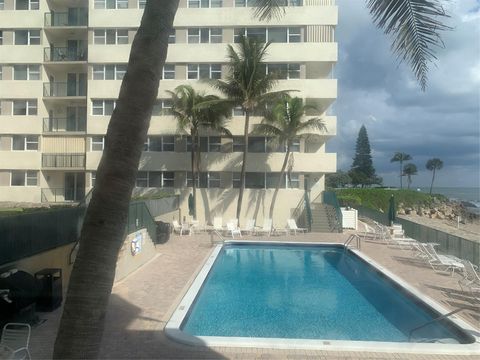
(29, 229), (479, 359)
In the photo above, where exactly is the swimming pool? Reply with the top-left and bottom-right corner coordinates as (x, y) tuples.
(166, 242), (479, 354)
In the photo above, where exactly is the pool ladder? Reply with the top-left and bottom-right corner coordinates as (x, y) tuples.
(344, 234), (361, 251)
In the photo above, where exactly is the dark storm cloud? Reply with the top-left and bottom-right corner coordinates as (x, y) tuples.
(328, 0), (480, 187)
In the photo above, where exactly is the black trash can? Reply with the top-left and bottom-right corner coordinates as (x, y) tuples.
(155, 221), (171, 244)
(35, 268), (62, 312)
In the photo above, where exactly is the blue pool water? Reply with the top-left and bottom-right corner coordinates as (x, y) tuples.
(182, 244), (472, 343)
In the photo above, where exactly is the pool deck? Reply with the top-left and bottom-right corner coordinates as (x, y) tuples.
(30, 230), (479, 359)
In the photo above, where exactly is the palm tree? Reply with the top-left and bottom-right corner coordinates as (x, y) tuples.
(168, 85), (231, 220)
(52, 1), (180, 358)
(211, 36), (286, 223)
(254, 97), (326, 219)
(54, 1), (451, 357)
(426, 158), (443, 194)
(391, 152), (412, 189)
(403, 163), (418, 189)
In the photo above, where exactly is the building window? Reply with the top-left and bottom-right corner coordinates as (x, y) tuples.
(91, 172), (96, 187)
(144, 136), (175, 152)
(188, 28), (222, 44)
(287, 172), (300, 188)
(94, 29), (129, 45)
(93, 64), (127, 80)
(138, 0), (146, 9)
(188, 0), (222, 8)
(91, 136), (105, 151)
(187, 64), (221, 80)
(233, 172), (241, 188)
(92, 100), (116, 115)
(152, 99), (172, 116)
(208, 136), (221, 152)
(0, 31), (3, 45)
(235, 27), (302, 43)
(232, 136), (244, 152)
(246, 172), (265, 189)
(12, 135), (38, 151)
(168, 29), (176, 44)
(136, 171), (174, 188)
(248, 137), (266, 153)
(94, 0), (128, 9)
(162, 64), (175, 80)
(187, 172), (220, 188)
(289, 138), (300, 152)
(13, 65), (40, 80)
(13, 99), (37, 115)
(11, 170), (37, 186)
(0, 0), (4, 10)
(14, 30), (40, 45)
(15, 0), (39, 10)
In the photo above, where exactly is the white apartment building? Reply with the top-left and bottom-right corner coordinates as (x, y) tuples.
(0, 0), (337, 225)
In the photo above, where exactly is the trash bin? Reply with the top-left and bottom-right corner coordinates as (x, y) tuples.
(155, 221), (171, 244)
(35, 268), (62, 312)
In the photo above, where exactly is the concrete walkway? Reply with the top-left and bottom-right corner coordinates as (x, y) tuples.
(30, 231), (479, 359)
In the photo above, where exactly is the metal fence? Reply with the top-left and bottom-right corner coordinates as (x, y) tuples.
(323, 191), (343, 230)
(127, 202), (157, 241)
(0, 206), (85, 266)
(355, 206), (480, 266)
(143, 196), (179, 218)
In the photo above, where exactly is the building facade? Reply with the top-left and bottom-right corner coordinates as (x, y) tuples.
(0, 0), (337, 225)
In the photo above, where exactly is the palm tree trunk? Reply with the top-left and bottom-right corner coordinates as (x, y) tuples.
(53, 2), (179, 358)
(429, 168), (436, 195)
(191, 129), (197, 219)
(399, 160), (403, 189)
(269, 149), (290, 219)
(236, 111), (250, 225)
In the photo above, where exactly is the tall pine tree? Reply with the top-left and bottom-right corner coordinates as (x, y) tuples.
(349, 125), (380, 187)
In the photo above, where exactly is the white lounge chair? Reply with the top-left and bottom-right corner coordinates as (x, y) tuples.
(213, 217), (224, 232)
(172, 220), (190, 236)
(286, 219), (307, 235)
(226, 221), (242, 238)
(241, 219), (255, 235)
(458, 260), (480, 299)
(423, 243), (464, 275)
(1, 323), (31, 360)
(256, 219), (273, 236)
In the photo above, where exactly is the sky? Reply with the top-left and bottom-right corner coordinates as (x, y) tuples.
(327, 0), (480, 188)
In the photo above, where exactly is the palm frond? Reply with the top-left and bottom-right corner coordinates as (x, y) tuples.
(367, 0), (451, 90)
(253, 0), (286, 21)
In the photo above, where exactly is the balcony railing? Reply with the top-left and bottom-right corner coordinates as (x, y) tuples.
(42, 154), (85, 168)
(44, 12), (88, 27)
(44, 47), (87, 62)
(43, 118), (86, 133)
(43, 82), (87, 97)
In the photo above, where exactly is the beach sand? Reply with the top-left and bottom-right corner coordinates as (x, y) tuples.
(399, 213), (480, 243)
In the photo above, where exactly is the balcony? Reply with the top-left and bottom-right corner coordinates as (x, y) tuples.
(44, 11), (88, 27)
(42, 153), (86, 169)
(43, 82), (87, 98)
(44, 47), (88, 62)
(43, 118), (86, 134)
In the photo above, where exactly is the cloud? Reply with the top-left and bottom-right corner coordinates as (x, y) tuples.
(328, 0), (480, 187)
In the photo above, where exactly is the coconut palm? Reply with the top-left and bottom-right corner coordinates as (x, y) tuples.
(211, 36), (287, 223)
(426, 158), (443, 194)
(55, 1), (451, 357)
(403, 163), (418, 189)
(168, 85), (231, 219)
(52, 1), (179, 358)
(391, 152), (412, 189)
(254, 97), (326, 218)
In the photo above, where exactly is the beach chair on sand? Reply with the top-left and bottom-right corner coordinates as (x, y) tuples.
(287, 219), (307, 235)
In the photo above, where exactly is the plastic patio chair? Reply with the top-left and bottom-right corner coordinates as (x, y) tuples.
(241, 219), (255, 235)
(287, 219), (307, 235)
(226, 221), (241, 238)
(0, 323), (31, 360)
(256, 219), (273, 237)
(458, 260), (480, 300)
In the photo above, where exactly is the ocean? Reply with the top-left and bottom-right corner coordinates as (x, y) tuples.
(416, 187), (480, 215)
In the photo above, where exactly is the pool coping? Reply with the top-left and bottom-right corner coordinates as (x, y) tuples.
(164, 240), (480, 355)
